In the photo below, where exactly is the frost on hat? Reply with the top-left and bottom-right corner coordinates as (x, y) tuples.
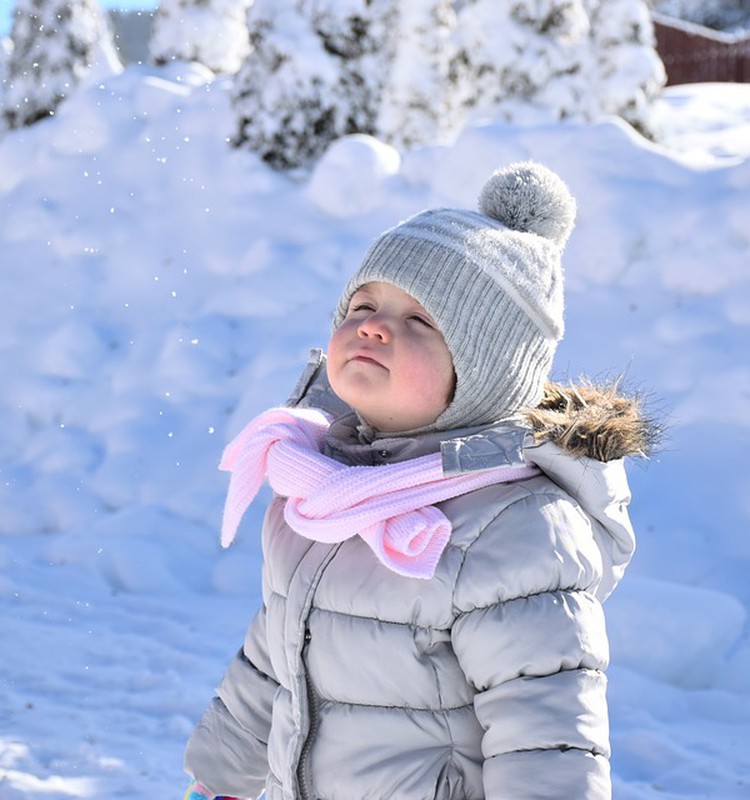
(334, 161), (577, 432)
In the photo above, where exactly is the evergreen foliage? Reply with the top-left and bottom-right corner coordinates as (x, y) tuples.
(449, 0), (664, 134)
(584, 0), (666, 134)
(3, 0), (117, 129)
(226, 0), (666, 168)
(377, 0), (457, 149)
(231, 0), (396, 170)
(150, 0), (252, 74)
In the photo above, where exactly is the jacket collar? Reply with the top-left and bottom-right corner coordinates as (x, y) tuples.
(324, 410), (529, 475)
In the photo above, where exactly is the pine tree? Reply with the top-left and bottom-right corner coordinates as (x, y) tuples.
(310, 0), (396, 137)
(3, 0), (118, 129)
(583, 0), (665, 134)
(376, 0), (457, 149)
(450, 0), (591, 126)
(231, 0), (396, 170)
(231, 0), (341, 170)
(449, 0), (664, 132)
(150, 0), (252, 74)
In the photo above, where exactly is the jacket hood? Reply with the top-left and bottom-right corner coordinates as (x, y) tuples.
(524, 381), (658, 462)
(519, 381), (656, 600)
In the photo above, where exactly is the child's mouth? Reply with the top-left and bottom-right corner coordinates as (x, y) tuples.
(352, 353), (386, 369)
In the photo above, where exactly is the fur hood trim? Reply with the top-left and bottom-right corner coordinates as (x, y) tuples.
(524, 381), (658, 462)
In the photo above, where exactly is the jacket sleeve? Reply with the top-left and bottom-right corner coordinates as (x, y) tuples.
(451, 491), (612, 800)
(184, 602), (279, 799)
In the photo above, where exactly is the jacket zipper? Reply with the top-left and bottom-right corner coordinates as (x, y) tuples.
(297, 627), (318, 800)
(295, 542), (343, 800)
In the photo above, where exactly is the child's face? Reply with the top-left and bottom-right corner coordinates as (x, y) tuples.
(327, 282), (455, 432)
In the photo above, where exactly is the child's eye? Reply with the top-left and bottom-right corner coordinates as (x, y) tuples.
(350, 302), (375, 313)
(409, 315), (433, 328)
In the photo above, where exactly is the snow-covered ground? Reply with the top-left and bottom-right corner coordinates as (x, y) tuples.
(1, 62), (750, 799)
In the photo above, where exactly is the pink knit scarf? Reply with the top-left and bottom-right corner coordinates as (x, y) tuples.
(220, 407), (539, 579)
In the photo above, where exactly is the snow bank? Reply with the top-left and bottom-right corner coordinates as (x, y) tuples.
(307, 134), (401, 218)
(607, 577), (747, 689)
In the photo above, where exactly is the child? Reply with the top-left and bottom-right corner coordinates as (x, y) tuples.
(183, 162), (651, 800)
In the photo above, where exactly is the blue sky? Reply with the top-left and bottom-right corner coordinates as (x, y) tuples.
(1, 1), (155, 37)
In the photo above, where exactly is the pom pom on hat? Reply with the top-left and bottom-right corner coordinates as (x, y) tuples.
(333, 161), (577, 432)
(478, 161), (576, 248)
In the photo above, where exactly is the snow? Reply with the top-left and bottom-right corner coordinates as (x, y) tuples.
(306, 134), (402, 217)
(149, 0), (250, 74)
(1, 61), (750, 798)
(654, 0), (750, 34)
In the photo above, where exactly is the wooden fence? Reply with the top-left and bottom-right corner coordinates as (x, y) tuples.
(653, 13), (750, 85)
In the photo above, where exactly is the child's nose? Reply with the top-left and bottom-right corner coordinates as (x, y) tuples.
(358, 313), (391, 341)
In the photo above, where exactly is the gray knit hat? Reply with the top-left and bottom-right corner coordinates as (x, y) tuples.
(333, 161), (576, 431)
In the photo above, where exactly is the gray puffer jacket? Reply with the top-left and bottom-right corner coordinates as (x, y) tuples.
(186, 351), (650, 800)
